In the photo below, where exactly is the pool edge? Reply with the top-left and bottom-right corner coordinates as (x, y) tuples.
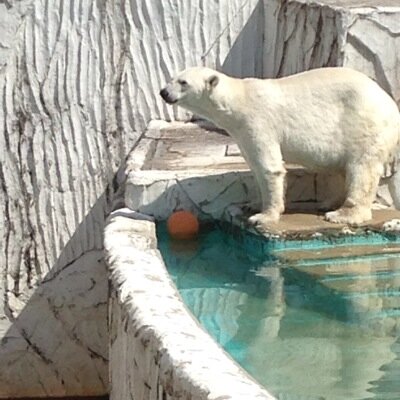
(104, 212), (275, 400)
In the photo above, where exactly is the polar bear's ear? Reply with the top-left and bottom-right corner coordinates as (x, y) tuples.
(207, 75), (219, 89)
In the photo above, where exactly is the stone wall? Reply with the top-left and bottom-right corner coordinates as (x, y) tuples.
(263, 0), (400, 105)
(0, 0), (264, 396)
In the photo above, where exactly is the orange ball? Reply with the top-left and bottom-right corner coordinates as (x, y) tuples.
(167, 210), (199, 240)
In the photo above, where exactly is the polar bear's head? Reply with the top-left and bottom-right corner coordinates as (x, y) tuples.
(160, 67), (221, 114)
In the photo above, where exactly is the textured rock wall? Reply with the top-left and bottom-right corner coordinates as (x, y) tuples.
(0, 0), (264, 396)
(343, 6), (400, 106)
(117, 0), (265, 123)
(0, 1), (122, 396)
(263, 0), (400, 105)
(263, 0), (346, 77)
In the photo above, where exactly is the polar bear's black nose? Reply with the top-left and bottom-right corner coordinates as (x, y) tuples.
(160, 88), (177, 104)
(160, 88), (169, 101)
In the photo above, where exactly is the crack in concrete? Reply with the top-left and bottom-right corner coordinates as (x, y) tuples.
(18, 326), (65, 388)
(0, 163), (11, 319)
(46, 296), (108, 363)
(175, 179), (212, 218)
(41, 247), (103, 284)
(347, 32), (393, 97)
(354, 13), (400, 38)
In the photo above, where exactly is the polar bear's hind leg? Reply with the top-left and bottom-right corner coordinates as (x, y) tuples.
(325, 161), (383, 225)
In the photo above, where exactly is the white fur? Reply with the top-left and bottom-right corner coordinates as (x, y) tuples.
(160, 67), (400, 229)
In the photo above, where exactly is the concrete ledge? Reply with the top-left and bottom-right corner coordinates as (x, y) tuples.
(105, 213), (275, 400)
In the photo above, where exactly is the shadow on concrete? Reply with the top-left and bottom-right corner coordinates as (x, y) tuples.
(0, 188), (115, 397)
(220, 0), (264, 78)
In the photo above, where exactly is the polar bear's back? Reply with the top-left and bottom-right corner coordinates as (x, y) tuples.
(240, 67), (400, 170)
(276, 68), (397, 117)
(278, 66), (372, 84)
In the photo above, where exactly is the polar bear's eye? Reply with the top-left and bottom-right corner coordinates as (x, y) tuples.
(178, 79), (188, 87)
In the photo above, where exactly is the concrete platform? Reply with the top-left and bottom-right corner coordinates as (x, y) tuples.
(253, 210), (400, 236)
(274, 239), (400, 261)
(143, 121), (247, 172)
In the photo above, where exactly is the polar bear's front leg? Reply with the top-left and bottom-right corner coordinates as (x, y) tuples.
(247, 157), (286, 229)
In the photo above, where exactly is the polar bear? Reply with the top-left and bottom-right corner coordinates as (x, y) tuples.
(160, 67), (400, 229)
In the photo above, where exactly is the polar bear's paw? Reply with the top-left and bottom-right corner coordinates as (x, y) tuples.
(324, 207), (372, 226)
(248, 212), (280, 230)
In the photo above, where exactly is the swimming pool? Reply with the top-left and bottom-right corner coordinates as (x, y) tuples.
(158, 223), (400, 400)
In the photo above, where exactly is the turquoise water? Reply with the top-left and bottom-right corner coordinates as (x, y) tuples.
(157, 223), (400, 400)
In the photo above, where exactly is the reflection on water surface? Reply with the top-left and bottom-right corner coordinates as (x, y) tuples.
(158, 224), (400, 400)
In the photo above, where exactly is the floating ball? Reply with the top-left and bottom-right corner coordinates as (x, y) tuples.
(167, 210), (199, 240)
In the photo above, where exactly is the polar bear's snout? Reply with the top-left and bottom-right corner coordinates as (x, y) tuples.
(159, 87), (177, 104)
